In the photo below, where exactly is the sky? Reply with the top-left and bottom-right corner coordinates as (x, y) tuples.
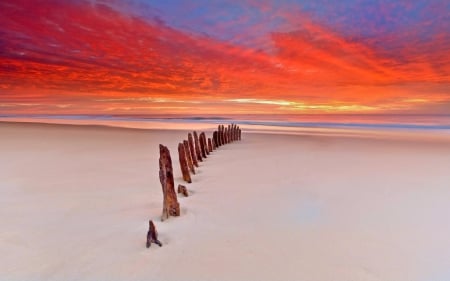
(1, 0), (449, 116)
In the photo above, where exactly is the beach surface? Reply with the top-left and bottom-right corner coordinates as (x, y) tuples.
(1, 122), (450, 281)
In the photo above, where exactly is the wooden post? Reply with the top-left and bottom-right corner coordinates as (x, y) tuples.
(193, 131), (202, 162)
(224, 127), (228, 144)
(213, 131), (219, 149)
(221, 125), (225, 145)
(159, 144), (180, 221)
(203, 133), (209, 155)
(188, 133), (198, 167)
(199, 132), (207, 158)
(146, 220), (162, 248)
(183, 140), (195, 174)
(177, 184), (189, 197)
(217, 125), (222, 146)
(178, 143), (192, 183)
(208, 137), (213, 152)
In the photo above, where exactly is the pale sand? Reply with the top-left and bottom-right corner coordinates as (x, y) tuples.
(1, 122), (450, 281)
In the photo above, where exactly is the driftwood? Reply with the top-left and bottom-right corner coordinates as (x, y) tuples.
(177, 184), (189, 197)
(188, 133), (198, 167)
(159, 144), (180, 221)
(183, 140), (195, 174)
(208, 137), (213, 152)
(193, 131), (203, 162)
(178, 143), (192, 183)
(146, 220), (162, 248)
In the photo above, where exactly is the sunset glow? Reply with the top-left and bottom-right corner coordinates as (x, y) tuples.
(1, 0), (449, 116)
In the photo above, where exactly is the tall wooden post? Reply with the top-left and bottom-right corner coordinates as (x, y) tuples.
(220, 125), (225, 145)
(208, 137), (213, 152)
(159, 144), (180, 221)
(178, 143), (192, 183)
(199, 132), (207, 158)
(217, 125), (222, 146)
(183, 140), (195, 174)
(213, 131), (219, 148)
(193, 131), (202, 162)
(188, 133), (198, 167)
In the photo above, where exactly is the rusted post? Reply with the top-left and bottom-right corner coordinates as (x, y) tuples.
(199, 132), (207, 158)
(208, 137), (213, 152)
(220, 125), (225, 145)
(193, 131), (202, 162)
(159, 144), (180, 221)
(213, 131), (219, 148)
(224, 127), (228, 144)
(188, 133), (198, 167)
(177, 184), (189, 197)
(204, 133), (210, 155)
(146, 220), (162, 248)
(183, 140), (195, 174)
(217, 125), (222, 146)
(178, 143), (192, 183)
(221, 125), (225, 145)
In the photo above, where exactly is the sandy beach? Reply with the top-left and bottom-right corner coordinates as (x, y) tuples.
(1, 122), (450, 281)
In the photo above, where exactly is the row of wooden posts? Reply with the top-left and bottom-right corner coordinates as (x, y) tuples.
(146, 124), (242, 248)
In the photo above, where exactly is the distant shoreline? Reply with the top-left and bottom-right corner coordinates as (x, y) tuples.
(1, 114), (450, 131)
(1, 117), (449, 145)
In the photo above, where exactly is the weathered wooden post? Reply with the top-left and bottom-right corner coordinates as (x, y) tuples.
(178, 143), (192, 183)
(228, 124), (232, 142)
(159, 144), (180, 221)
(193, 131), (202, 162)
(224, 127), (230, 144)
(177, 184), (189, 197)
(208, 137), (213, 152)
(199, 132), (207, 158)
(238, 127), (241, 140)
(203, 133), (209, 155)
(217, 125), (222, 146)
(146, 220), (162, 248)
(213, 131), (219, 148)
(188, 133), (198, 167)
(183, 140), (195, 174)
(221, 125), (225, 145)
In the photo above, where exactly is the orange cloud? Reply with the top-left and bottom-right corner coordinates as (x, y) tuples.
(0, 0), (448, 115)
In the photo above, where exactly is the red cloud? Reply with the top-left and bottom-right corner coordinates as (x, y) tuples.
(0, 0), (449, 114)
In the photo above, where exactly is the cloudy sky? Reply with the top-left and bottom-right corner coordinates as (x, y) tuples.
(1, 0), (449, 116)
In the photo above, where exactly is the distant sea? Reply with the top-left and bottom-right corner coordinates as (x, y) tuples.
(1, 114), (450, 130)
